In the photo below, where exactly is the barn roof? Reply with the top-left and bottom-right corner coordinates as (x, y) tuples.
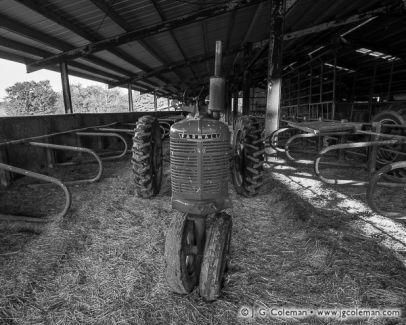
(0, 0), (405, 98)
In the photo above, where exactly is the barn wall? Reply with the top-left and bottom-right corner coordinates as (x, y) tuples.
(0, 111), (180, 186)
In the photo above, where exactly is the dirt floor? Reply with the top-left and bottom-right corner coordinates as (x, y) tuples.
(1, 142), (406, 325)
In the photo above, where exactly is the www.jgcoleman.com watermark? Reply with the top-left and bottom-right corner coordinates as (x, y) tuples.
(238, 306), (402, 320)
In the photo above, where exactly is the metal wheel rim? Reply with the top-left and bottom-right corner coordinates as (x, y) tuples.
(184, 220), (197, 279)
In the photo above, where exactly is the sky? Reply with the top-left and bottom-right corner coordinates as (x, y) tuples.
(0, 58), (110, 101)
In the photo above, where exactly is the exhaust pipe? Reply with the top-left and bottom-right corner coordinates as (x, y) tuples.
(208, 40), (226, 114)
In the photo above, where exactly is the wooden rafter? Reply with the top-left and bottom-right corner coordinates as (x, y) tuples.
(149, 0), (198, 81)
(14, 0), (171, 87)
(0, 12), (130, 77)
(25, 0), (266, 72)
(88, 0), (177, 76)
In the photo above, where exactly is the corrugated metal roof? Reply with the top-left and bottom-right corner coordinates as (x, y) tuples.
(0, 0), (404, 98)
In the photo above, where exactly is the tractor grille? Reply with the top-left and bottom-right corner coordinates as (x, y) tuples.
(170, 137), (229, 198)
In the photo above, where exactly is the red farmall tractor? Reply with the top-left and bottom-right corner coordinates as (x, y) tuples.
(131, 41), (264, 300)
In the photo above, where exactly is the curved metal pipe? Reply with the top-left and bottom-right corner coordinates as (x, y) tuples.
(159, 121), (171, 139)
(75, 132), (129, 160)
(367, 161), (406, 218)
(0, 122), (117, 147)
(95, 127), (134, 134)
(268, 127), (294, 152)
(284, 132), (350, 161)
(0, 162), (71, 221)
(314, 139), (403, 185)
(29, 142), (103, 184)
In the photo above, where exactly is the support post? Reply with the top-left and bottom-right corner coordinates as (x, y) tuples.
(128, 83), (134, 112)
(265, 0), (284, 155)
(60, 61), (73, 114)
(368, 62), (377, 120)
(0, 148), (11, 187)
(368, 122), (381, 175)
(242, 43), (252, 116)
(154, 90), (157, 112)
(332, 54), (337, 120)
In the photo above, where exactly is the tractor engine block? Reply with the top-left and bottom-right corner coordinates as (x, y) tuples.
(170, 117), (231, 215)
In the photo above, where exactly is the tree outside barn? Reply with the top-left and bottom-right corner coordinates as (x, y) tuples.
(4, 80), (58, 116)
(2, 80), (170, 116)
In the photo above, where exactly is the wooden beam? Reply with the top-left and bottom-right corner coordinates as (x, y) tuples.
(341, 37), (406, 62)
(0, 46), (165, 96)
(150, 0), (198, 81)
(0, 49), (120, 87)
(14, 0), (151, 72)
(0, 13), (133, 77)
(201, 16), (211, 76)
(108, 46), (242, 88)
(0, 36), (129, 81)
(283, 6), (389, 41)
(0, 35), (165, 96)
(242, 43), (252, 115)
(89, 0), (176, 75)
(26, 0), (266, 72)
(225, 10), (237, 50)
(14, 0), (173, 86)
(232, 2), (264, 71)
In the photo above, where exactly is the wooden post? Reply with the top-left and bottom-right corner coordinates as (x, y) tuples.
(0, 148), (11, 187)
(265, 0), (284, 155)
(128, 83), (134, 112)
(368, 62), (377, 120)
(60, 61), (73, 114)
(154, 90), (157, 112)
(242, 43), (252, 116)
(332, 54), (337, 120)
(386, 61), (394, 101)
(368, 122), (381, 175)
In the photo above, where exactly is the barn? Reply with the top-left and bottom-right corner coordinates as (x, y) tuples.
(0, 0), (406, 323)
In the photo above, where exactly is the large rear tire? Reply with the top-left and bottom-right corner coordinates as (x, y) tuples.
(232, 116), (264, 197)
(132, 116), (163, 198)
(199, 212), (232, 301)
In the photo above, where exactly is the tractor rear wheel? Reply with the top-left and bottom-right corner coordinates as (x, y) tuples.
(199, 212), (232, 301)
(232, 116), (264, 197)
(165, 212), (205, 294)
(132, 115), (163, 198)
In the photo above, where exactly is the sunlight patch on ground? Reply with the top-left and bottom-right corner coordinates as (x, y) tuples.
(265, 161), (406, 265)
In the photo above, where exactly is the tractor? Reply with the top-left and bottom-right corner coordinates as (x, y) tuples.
(131, 40), (264, 300)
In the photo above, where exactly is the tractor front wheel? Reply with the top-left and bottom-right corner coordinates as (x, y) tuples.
(165, 212), (205, 294)
(199, 212), (232, 301)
